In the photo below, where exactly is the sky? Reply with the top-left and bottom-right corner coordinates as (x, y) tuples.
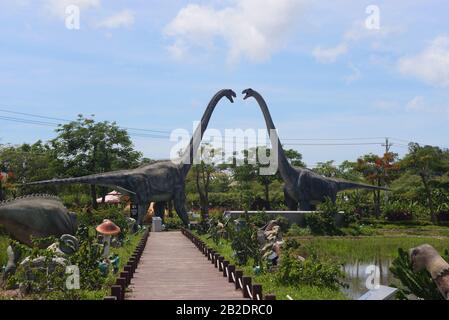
(0, 0), (448, 167)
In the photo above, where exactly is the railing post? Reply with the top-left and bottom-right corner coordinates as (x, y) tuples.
(228, 265), (235, 283)
(116, 277), (126, 300)
(265, 294), (276, 300)
(214, 253), (219, 268)
(121, 271), (130, 286)
(235, 270), (243, 290)
(222, 261), (229, 277)
(252, 284), (262, 300)
(218, 256), (224, 271)
(242, 277), (252, 299)
(111, 285), (122, 301)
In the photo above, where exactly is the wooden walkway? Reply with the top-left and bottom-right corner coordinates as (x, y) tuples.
(127, 231), (244, 300)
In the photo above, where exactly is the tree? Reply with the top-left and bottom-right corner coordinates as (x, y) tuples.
(0, 141), (56, 199)
(313, 160), (342, 178)
(354, 152), (399, 216)
(284, 148), (305, 167)
(191, 144), (219, 219)
(401, 143), (449, 223)
(50, 115), (141, 209)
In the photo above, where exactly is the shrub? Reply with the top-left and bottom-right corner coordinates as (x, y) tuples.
(382, 201), (414, 221)
(274, 215), (291, 233)
(247, 211), (270, 228)
(225, 218), (261, 266)
(305, 199), (341, 236)
(275, 253), (345, 290)
(286, 224), (311, 237)
(164, 215), (183, 230)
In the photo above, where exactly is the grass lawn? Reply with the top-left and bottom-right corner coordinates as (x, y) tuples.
(292, 232), (449, 263)
(196, 232), (348, 300)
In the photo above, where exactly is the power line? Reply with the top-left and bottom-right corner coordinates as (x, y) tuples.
(0, 107), (446, 149)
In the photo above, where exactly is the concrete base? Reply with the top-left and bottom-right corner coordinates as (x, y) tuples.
(223, 211), (346, 228)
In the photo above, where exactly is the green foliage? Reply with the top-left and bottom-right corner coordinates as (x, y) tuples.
(247, 211), (270, 228)
(274, 215), (291, 233)
(305, 199), (341, 235)
(382, 200), (415, 221)
(286, 224), (312, 237)
(390, 248), (445, 300)
(164, 215), (183, 230)
(225, 219), (261, 266)
(275, 252), (345, 290)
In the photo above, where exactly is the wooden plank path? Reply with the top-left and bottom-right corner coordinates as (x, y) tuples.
(127, 231), (245, 300)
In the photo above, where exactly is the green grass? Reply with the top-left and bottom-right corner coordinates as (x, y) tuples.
(294, 236), (449, 263)
(0, 234), (9, 268)
(196, 233), (347, 300)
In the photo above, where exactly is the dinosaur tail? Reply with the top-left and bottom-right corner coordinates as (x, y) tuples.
(26, 171), (129, 189)
(336, 180), (390, 192)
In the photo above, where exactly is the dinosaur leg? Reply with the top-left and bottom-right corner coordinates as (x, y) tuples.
(284, 188), (298, 210)
(173, 189), (190, 226)
(136, 202), (149, 226)
(154, 202), (165, 221)
(299, 201), (313, 211)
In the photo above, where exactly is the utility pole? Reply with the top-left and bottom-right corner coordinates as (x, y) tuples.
(382, 137), (392, 154)
(381, 137), (392, 204)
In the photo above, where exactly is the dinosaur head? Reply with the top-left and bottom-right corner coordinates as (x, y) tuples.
(223, 89), (237, 103)
(242, 88), (255, 100)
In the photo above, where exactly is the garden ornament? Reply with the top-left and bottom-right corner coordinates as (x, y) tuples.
(410, 244), (449, 300)
(27, 90), (237, 227)
(96, 219), (121, 258)
(242, 88), (390, 211)
(0, 194), (78, 247)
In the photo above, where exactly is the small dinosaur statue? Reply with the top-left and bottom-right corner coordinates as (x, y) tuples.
(26, 89), (237, 226)
(242, 88), (389, 210)
(0, 194), (78, 246)
(410, 244), (449, 300)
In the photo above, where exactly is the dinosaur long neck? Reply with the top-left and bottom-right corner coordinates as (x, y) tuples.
(180, 90), (227, 176)
(251, 92), (297, 184)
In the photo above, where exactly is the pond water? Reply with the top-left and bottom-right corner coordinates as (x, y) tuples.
(342, 259), (396, 300)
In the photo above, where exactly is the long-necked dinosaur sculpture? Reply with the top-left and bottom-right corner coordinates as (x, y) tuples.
(242, 88), (388, 210)
(27, 89), (237, 226)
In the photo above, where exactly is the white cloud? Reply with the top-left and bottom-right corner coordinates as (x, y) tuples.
(44, 0), (100, 18)
(164, 0), (306, 64)
(406, 96), (426, 111)
(398, 36), (449, 87)
(313, 20), (402, 64)
(96, 10), (135, 29)
(312, 44), (347, 64)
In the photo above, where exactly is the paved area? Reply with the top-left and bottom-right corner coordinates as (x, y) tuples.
(127, 231), (244, 300)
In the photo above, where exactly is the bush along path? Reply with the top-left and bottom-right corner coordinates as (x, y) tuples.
(105, 228), (149, 300)
(182, 228), (276, 300)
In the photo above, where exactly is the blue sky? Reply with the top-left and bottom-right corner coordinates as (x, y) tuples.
(0, 0), (448, 166)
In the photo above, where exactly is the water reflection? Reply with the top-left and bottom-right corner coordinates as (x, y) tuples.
(342, 259), (395, 300)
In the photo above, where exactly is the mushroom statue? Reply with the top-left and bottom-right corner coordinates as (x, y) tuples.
(96, 219), (121, 259)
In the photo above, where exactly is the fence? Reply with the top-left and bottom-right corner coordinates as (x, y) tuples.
(104, 228), (150, 300)
(181, 227), (276, 300)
